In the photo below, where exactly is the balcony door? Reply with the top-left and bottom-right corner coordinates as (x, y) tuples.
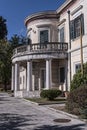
(40, 30), (48, 43)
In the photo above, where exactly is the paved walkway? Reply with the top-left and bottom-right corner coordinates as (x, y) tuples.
(0, 93), (87, 130)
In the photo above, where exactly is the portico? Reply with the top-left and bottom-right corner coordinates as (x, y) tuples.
(11, 43), (68, 97)
(12, 59), (52, 92)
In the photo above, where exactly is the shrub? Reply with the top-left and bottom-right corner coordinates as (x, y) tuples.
(40, 89), (62, 100)
(70, 62), (87, 91)
(66, 85), (87, 116)
(70, 71), (84, 91)
(79, 108), (87, 119)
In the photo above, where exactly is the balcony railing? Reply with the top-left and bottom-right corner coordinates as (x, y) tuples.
(13, 42), (68, 55)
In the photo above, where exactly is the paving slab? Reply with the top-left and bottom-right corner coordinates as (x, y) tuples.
(0, 93), (87, 130)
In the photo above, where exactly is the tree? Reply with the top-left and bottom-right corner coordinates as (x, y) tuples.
(0, 32), (26, 91)
(9, 34), (27, 49)
(0, 40), (12, 91)
(0, 16), (7, 40)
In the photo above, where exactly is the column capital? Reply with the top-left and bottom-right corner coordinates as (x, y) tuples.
(27, 60), (32, 62)
(45, 58), (52, 61)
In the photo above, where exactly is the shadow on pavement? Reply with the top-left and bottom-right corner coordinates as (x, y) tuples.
(34, 124), (86, 130)
(0, 113), (36, 130)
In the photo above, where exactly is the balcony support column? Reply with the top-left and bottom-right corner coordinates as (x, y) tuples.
(46, 59), (52, 89)
(27, 60), (32, 91)
(11, 64), (15, 91)
(14, 62), (19, 91)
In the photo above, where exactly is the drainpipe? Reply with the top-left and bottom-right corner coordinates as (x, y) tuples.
(67, 10), (71, 91)
(80, 17), (83, 75)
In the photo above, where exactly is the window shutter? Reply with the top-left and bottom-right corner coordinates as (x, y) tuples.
(70, 20), (74, 40)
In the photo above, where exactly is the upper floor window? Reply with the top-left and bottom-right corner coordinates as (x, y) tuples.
(70, 14), (84, 40)
(58, 26), (65, 42)
(40, 30), (48, 43)
(75, 63), (81, 73)
(60, 27), (64, 42)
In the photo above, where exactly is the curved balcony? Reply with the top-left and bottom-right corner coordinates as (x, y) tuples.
(13, 42), (68, 55)
(12, 42), (68, 62)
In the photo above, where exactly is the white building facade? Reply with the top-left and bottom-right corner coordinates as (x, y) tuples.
(11, 0), (87, 97)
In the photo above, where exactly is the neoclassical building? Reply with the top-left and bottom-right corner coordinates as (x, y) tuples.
(11, 0), (87, 97)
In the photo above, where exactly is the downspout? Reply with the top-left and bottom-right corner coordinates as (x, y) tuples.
(80, 17), (83, 75)
(67, 10), (71, 91)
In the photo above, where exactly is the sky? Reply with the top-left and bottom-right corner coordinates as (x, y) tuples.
(0, 0), (66, 40)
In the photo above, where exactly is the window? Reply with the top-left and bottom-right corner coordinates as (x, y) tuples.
(75, 63), (81, 73)
(40, 30), (48, 43)
(70, 14), (84, 40)
(60, 67), (65, 83)
(59, 27), (64, 42)
(75, 18), (80, 38)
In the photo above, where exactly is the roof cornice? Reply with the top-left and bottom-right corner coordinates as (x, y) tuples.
(56, 0), (76, 14)
(25, 11), (59, 26)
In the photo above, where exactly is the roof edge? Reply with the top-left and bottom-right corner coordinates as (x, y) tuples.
(56, 0), (75, 13)
(25, 10), (58, 26)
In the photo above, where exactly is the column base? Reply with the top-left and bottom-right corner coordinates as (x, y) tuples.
(14, 90), (40, 98)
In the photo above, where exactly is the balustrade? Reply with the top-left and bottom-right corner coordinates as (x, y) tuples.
(13, 42), (68, 55)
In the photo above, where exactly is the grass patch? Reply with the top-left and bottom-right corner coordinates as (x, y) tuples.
(51, 105), (67, 112)
(25, 97), (66, 105)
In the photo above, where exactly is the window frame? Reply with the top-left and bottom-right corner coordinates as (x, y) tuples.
(58, 25), (65, 42)
(38, 28), (50, 43)
(70, 14), (84, 40)
(60, 27), (65, 42)
(40, 30), (48, 43)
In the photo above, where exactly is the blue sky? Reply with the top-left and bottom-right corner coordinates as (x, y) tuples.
(0, 0), (65, 40)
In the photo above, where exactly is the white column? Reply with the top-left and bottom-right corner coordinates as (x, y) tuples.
(32, 75), (35, 91)
(14, 63), (19, 91)
(27, 60), (32, 91)
(46, 59), (52, 89)
(11, 65), (15, 91)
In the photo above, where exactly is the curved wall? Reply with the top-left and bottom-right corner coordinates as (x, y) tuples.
(25, 11), (59, 43)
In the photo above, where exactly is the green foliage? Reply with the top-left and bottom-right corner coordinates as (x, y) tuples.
(40, 89), (62, 100)
(71, 62), (87, 91)
(0, 16), (7, 40)
(0, 40), (12, 91)
(0, 34), (26, 91)
(9, 34), (26, 49)
(79, 108), (87, 119)
(70, 71), (84, 91)
(66, 85), (87, 117)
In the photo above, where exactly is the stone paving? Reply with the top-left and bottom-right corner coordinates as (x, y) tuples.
(0, 93), (87, 130)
